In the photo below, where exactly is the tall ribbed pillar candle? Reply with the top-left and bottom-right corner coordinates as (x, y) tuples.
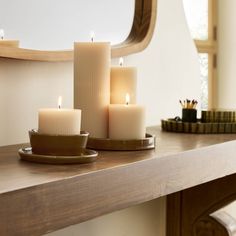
(74, 42), (110, 138)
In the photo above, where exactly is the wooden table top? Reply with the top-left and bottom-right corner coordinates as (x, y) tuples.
(1, 126), (236, 235)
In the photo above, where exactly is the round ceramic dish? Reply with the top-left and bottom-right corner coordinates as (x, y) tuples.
(29, 130), (89, 156)
(161, 119), (236, 134)
(87, 133), (156, 151)
(19, 147), (98, 164)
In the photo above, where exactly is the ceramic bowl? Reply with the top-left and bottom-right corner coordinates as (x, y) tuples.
(29, 130), (89, 156)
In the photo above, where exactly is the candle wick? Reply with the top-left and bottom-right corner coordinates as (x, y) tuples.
(58, 105), (61, 109)
(91, 37), (94, 43)
(126, 101), (129, 106)
(1, 36), (3, 40)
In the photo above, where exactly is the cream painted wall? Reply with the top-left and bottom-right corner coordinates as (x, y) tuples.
(0, 60), (73, 145)
(217, 0), (236, 109)
(0, 0), (200, 235)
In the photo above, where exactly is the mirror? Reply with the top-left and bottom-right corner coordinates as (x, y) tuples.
(0, 0), (134, 50)
(0, 0), (157, 61)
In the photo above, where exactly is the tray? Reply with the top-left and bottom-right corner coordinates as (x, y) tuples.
(87, 133), (156, 151)
(19, 147), (98, 164)
(161, 119), (236, 134)
(201, 110), (236, 123)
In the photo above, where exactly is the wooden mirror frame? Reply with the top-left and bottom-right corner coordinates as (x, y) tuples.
(0, 0), (157, 61)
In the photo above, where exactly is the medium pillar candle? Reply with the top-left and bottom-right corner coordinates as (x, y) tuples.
(74, 41), (110, 138)
(109, 95), (146, 139)
(38, 109), (81, 135)
(110, 59), (137, 104)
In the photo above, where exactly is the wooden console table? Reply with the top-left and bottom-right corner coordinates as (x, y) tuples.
(1, 126), (236, 235)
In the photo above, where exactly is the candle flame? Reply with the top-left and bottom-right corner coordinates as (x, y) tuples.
(0, 29), (4, 40)
(125, 93), (130, 105)
(90, 31), (95, 42)
(58, 96), (62, 109)
(119, 57), (124, 66)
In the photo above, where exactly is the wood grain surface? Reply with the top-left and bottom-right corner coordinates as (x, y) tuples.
(1, 126), (236, 235)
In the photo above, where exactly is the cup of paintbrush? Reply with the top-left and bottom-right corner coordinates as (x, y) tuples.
(180, 99), (198, 122)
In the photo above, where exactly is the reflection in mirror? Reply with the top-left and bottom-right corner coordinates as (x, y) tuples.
(0, 0), (134, 50)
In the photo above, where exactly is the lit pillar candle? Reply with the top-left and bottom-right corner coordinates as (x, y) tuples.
(109, 94), (146, 139)
(110, 57), (137, 104)
(74, 32), (110, 138)
(38, 96), (81, 135)
(0, 29), (19, 47)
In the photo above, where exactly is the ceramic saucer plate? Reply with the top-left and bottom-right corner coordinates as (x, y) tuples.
(18, 147), (98, 164)
(87, 133), (156, 151)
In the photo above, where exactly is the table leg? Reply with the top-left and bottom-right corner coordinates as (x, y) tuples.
(167, 173), (236, 236)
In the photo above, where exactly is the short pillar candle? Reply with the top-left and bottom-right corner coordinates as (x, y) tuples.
(109, 94), (146, 140)
(38, 97), (81, 135)
(0, 29), (19, 47)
